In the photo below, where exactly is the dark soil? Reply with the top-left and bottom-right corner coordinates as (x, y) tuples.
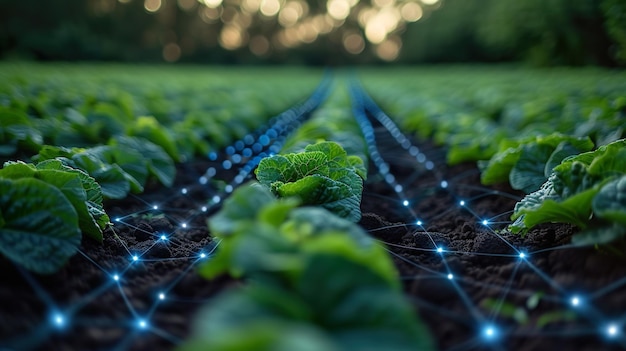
(2, 131), (626, 351)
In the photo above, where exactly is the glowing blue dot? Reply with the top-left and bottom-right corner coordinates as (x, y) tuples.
(440, 180), (448, 189)
(138, 319), (148, 329)
(447, 273), (454, 280)
(132, 255), (139, 262)
(201, 206), (208, 212)
(395, 184), (403, 192)
(113, 274), (120, 281)
(115, 218), (121, 222)
(212, 195), (221, 203)
(519, 252), (526, 259)
(571, 296), (580, 307)
(200, 253), (207, 259)
(181, 188), (188, 195)
(607, 324), (619, 337)
(436, 247), (444, 253)
(482, 219), (489, 226)
(208, 152), (218, 161)
(459, 200), (465, 206)
(483, 325), (498, 340)
(222, 160), (232, 170)
(160, 234), (167, 241)
(158, 293), (165, 300)
(153, 205), (158, 210)
(425, 161), (434, 170)
(206, 167), (216, 177)
(53, 313), (65, 327)
(403, 200), (409, 207)
(181, 223), (187, 229)
(199, 176), (208, 185)
(225, 185), (233, 193)
(416, 220), (423, 226)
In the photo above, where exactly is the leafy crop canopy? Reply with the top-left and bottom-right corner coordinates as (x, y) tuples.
(0, 178), (81, 274)
(255, 141), (365, 222)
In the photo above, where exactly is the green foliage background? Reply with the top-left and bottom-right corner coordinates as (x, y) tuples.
(0, 0), (624, 65)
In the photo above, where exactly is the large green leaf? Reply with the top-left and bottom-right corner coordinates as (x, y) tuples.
(255, 142), (364, 221)
(511, 186), (599, 234)
(113, 136), (175, 187)
(36, 159), (109, 231)
(509, 143), (554, 193)
(36, 169), (103, 242)
(0, 178), (81, 274)
(593, 175), (626, 224)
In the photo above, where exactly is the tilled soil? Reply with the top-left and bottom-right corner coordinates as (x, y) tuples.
(2, 138), (626, 351)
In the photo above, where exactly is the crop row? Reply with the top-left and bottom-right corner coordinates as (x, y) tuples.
(361, 67), (626, 246)
(0, 64), (323, 274)
(182, 79), (434, 350)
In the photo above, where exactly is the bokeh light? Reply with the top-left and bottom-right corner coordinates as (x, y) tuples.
(115, 0), (445, 62)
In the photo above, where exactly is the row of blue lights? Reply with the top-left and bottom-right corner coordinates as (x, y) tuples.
(348, 79), (626, 347)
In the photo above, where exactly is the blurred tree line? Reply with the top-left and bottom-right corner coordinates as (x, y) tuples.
(0, 0), (624, 66)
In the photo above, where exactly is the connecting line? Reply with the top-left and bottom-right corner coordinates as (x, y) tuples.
(487, 261), (523, 322)
(146, 240), (221, 319)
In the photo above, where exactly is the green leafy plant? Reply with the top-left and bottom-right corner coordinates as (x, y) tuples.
(181, 183), (433, 351)
(0, 160), (109, 274)
(34, 136), (175, 199)
(510, 139), (626, 244)
(255, 141), (366, 222)
(480, 133), (594, 193)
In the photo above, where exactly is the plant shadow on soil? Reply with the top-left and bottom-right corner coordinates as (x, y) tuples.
(1, 133), (626, 351)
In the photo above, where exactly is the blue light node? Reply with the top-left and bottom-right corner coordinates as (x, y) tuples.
(519, 252), (526, 259)
(201, 206), (208, 212)
(459, 200), (465, 206)
(200, 253), (207, 259)
(440, 180), (448, 189)
(483, 325), (498, 340)
(181, 188), (188, 195)
(571, 296), (581, 307)
(115, 217), (121, 222)
(403, 200), (409, 207)
(384, 174), (395, 183)
(447, 273), (454, 280)
(225, 185), (234, 193)
(206, 167), (216, 177)
(409, 146), (419, 156)
(199, 176), (208, 185)
(152, 205), (159, 210)
(231, 154), (242, 164)
(607, 324), (619, 338)
(417, 153), (426, 163)
(181, 223), (187, 229)
(222, 160), (232, 170)
(259, 135), (270, 146)
(482, 219), (489, 226)
(113, 274), (120, 281)
(212, 195), (221, 203)
(132, 255), (139, 262)
(160, 234), (167, 241)
(208, 152), (218, 161)
(436, 247), (444, 254)
(52, 312), (65, 328)
(138, 319), (148, 329)
(395, 184), (403, 192)
(416, 220), (423, 226)
(158, 292), (165, 300)
(425, 161), (434, 170)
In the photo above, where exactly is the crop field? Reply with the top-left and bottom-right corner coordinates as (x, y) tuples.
(1, 63), (625, 351)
